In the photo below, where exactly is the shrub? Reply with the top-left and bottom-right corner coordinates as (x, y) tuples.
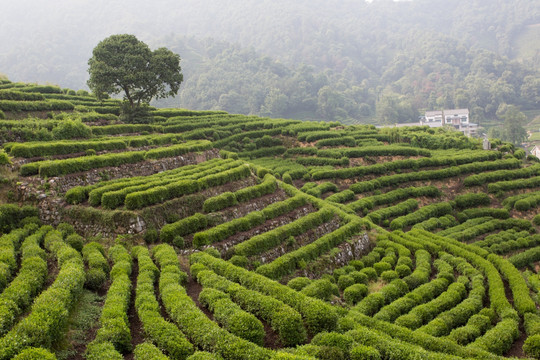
(381, 270), (399, 282)
(288, 277), (312, 291)
(52, 120), (92, 139)
(301, 279), (338, 301)
(343, 284), (368, 305)
(143, 228), (159, 244)
(66, 233), (84, 252)
(160, 213), (208, 244)
(282, 172), (293, 184)
(524, 334), (540, 358)
(350, 345), (381, 360)
(12, 347), (57, 360)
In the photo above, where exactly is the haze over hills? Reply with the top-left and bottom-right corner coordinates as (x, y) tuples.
(1, 0), (540, 124)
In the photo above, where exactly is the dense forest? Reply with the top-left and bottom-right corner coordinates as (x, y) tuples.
(1, 0), (540, 125)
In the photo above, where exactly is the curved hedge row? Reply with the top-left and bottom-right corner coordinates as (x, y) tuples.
(389, 202), (453, 230)
(0, 226), (34, 292)
(10, 139), (127, 158)
(125, 164), (251, 210)
(133, 246), (194, 359)
(82, 242), (109, 290)
(90, 245), (132, 353)
(367, 199), (419, 225)
(144, 140), (212, 159)
(202, 174), (277, 213)
(255, 219), (365, 280)
(84, 158), (232, 207)
(160, 213), (208, 244)
(196, 268), (306, 346)
(190, 251), (338, 335)
(488, 175), (540, 194)
(411, 214), (457, 231)
(0, 100), (74, 112)
(0, 226), (49, 336)
(349, 186), (440, 214)
(193, 194), (308, 248)
(508, 247), (540, 269)
(198, 287), (265, 345)
(349, 158), (519, 194)
(153, 245), (273, 360)
(0, 90), (44, 101)
(464, 164), (540, 187)
(312, 151), (501, 180)
(232, 207), (334, 257)
(0, 230), (85, 360)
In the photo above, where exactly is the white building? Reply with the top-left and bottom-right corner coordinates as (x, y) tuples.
(422, 109), (477, 136)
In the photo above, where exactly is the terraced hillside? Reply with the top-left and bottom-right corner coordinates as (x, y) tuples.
(2, 81), (540, 359)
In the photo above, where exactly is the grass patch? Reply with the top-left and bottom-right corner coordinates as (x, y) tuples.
(54, 290), (104, 360)
(368, 279), (387, 294)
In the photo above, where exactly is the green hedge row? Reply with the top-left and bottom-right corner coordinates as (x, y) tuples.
(203, 174), (277, 213)
(0, 226), (34, 291)
(446, 218), (533, 242)
(21, 150), (146, 177)
(284, 147), (318, 157)
(350, 186), (441, 215)
(133, 246), (194, 359)
(0, 226), (49, 336)
(410, 230), (516, 321)
(474, 230), (530, 248)
(297, 130), (343, 142)
(350, 158), (520, 194)
(304, 182), (338, 198)
(82, 242), (109, 290)
(0, 204), (39, 236)
(296, 156), (349, 167)
(468, 317), (520, 355)
(144, 140), (212, 159)
(238, 146), (286, 159)
(487, 235), (539, 255)
(344, 313), (496, 359)
(232, 207), (334, 257)
(10, 139), (127, 158)
(456, 208), (509, 222)
(447, 311), (494, 346)
(194, 194), (307, 248)
(488, 175), (540, 194)
(199, 287), (265, 345)
(153, 245), (273, 360)
(160, 213), (208, 244)
(125, 164), (251, 210)
(373, 278), (449, 323)
(367, 199), (419, 225)
(90, 124), (159, 136)
(196, 268), (306, 346)
(420, 261), (485, 338)
(508, 247), (540, 269)
(412, 214), (457, 231)
(85, 158), (233, 207)
(0, 90), (44, 101)
(354, 279), (410, 317)
(0, 229), (85, 360)
(134, 342), (171, 360)
(453, 192), (491, 209)
(325, 190), (355, 204)
(190, 251), (338, 335)
(91, 245), (132, 353)
(315, 136), (356, 148)
(255, 219), (366, 280)
(0, 100), (74, 112)
(394, 281), (467, 330)
(488, 253), (536, 316)
(312, 151), (500, 180)
(464, 163), (540, 187)
(390, 202), (453, 230)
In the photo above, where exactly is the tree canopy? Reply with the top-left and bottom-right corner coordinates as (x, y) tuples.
(87, 34), (183, 109)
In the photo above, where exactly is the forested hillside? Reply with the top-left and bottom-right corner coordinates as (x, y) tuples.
(1, 0), (540, 124)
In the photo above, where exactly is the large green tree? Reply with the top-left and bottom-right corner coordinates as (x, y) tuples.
(87, 34), (183, 110)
